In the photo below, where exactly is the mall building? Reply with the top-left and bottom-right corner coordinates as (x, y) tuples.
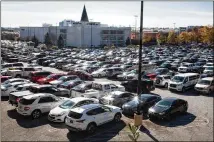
(20, 5), (131, 47)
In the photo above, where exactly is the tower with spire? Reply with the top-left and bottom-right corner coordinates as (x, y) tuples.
(80, 5), (89, 22)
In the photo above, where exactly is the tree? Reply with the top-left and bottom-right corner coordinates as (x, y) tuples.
(178, 32), (189, 44)
(199, 26), (214, 45)
(167, 31), (178, 45)
(125, 37), (131, 46)
(143, 34), (152, 44)
(31, 35), (39, 48)
(57, 34), (64, 48)
(44, 32), (52, 47)
(156, 32), (167, 45)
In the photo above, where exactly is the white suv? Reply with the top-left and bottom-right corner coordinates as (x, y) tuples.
(48, 97), (99, 122)
(155, 75), (171, 88)
(17, 93), (69, 119)
(65, 104), (122, 134)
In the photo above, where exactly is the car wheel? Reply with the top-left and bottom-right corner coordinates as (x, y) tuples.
(182, 87), (186, 93)
(114, 113), (121, 122)
(31, 110), (41, 119)
(86, 123), (97, 134)
(164, 83), (168, 88)
(16, 74), (21, 78)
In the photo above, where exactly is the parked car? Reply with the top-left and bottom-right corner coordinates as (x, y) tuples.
(29, 71), (52, 83)
(71, 82), (92, 95)
(1, 76), (12, 83)
(7, 67), (41, 78)
(155, 75), (171, 88)
(178, 62), (194, 73)
(122, 94), (161, 115)
(59, 80), (84, 90)
(65, 104), (122, 134)
(1, 78), (30, 86)
(168, 73), (199, 92)
(99, 91), (135, 107)
(48, 97), (99, 122)
(37, 73), (65, 84)
(194, 77), (214, 95)
(49, 75), (80, 87)
(71, 82), (125, 99)
(148, 97), (188, 120)
(17, 93), (69, 119)
(9, 85), (70, 106)
(121, 79), (155, 93)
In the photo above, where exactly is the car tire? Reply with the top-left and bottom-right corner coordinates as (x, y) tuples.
(86, 123), (97, 134)
(31, 110), (41, 119)
(16, 74), (21, 78)
(114, 113), (121, 122)
(164, 83), (168, 88)
(182, 87), (186, 93)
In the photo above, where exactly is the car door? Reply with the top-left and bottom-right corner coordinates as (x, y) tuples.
(101, 106), (113, 122)
(170, 100), (181, 114)
(38, 97), (54, 113)
(87, 107), (107, 125)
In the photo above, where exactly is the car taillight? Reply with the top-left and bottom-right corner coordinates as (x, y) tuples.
(24, 107), (30, 111)
(76, 119), (85, 123)
(16, 98), (20, 102)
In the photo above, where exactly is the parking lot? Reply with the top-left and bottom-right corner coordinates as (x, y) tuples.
(1, 64), (213, 141)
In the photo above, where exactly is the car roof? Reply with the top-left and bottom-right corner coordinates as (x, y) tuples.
(8, 78), (26, 81)
(23, 93), (53, 99)
(92, 81), (112, 85)
(140, 94), (160, 98)
(175, 73), (199, 77)
(18, 83), (37, 87)
(70, 104), (101, 113)
(32, 84), (52, 88)
(201, 77), (213, 81)
(70, 97), (95, 103)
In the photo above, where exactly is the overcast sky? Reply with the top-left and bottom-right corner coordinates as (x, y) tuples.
(1, 1), (213, 28)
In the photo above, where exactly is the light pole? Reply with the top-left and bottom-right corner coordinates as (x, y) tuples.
(90, 19), (93, 50)
(173, 23), (176, 30)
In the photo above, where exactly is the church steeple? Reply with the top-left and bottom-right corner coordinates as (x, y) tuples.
(80, 5), (89, 22)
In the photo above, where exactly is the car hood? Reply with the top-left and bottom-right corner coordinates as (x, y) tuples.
(149, 105), (169, 113)
(50, 80), (62, 85)
(58, 88), (69, 92)
(49, 106), (70, 115)
(102, 95), (115, 101)
(195, 84), (210, 88)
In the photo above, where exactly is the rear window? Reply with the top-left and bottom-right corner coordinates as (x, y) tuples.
(19, 98), (36, 105)
(16, 87), (23, 91)
(68, 111), (83, 119)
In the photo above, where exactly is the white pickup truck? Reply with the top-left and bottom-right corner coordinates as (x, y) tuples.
(7, 67), (42, 78)
(71, 82), (125, 99)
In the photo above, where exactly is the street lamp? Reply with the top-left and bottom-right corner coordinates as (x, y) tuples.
(90, 19), (93, 50)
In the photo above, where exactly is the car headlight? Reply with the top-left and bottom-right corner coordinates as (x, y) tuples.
(159, 112), (165, 115)
(58, 111), (66, 116)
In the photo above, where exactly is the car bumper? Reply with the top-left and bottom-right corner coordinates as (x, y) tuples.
(168, 86), (182, 91)
(66, 124), (83, 132)
(48, 114), (65, 122)
(194, 88), (209, 93)
(16, 108), (31, 116)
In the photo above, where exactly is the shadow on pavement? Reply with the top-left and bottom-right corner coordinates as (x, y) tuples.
(49, 122), (67, 129)
(67, 121), (126, 142)
(169, 89), (200, 96)
(7, 109), (50, 128)
(1, 96), (9, 101)
(150, 112), (196, 127)
(140, 125), (159, 142)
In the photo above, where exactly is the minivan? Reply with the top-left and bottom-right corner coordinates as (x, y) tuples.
(168, 73), (199, 92)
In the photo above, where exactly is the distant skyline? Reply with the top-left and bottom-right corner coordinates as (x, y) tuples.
(2, 1), (213, 28)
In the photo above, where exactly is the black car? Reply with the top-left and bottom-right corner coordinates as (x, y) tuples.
(121, 79), (155, 93)
(71, 82), (92, 93)
(122, 94), (161, 115)
(148, 97), (188, 120)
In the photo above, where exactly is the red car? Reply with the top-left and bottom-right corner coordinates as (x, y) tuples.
(37, 73), (66, 84)
(1, 76), (12, 83)
(67, 70), (93, 81)
(29, 71), (52, 83)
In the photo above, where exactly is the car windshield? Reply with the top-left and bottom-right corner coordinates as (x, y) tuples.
(2, 80), (10, 84)
(205, 67), (213, 70)
(198, 80), (211, 85)
(59, 100), (75, 109)
(63, 81), (73, 86)
(155, 69), (163, 73)
(16, 87), (23, 91)
(172, 76), (184, 83)
(46, 74), (55, 79)
(58, 76), (66, 81)
(3, 83), (12, 88)
(156, 100), (172, 107)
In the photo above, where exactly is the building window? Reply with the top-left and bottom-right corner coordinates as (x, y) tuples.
(117, 30), (124, 34)
(117, 36), (124, 40)
(102, 30), (109, 34)
(110, 30), (116, 34)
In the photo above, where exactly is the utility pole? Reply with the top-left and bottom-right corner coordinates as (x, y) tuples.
(173, 23), (176, 30)
(137, 1), (143, 96)
(90, 19), (93, 50)
(134, 15), (138, 39)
